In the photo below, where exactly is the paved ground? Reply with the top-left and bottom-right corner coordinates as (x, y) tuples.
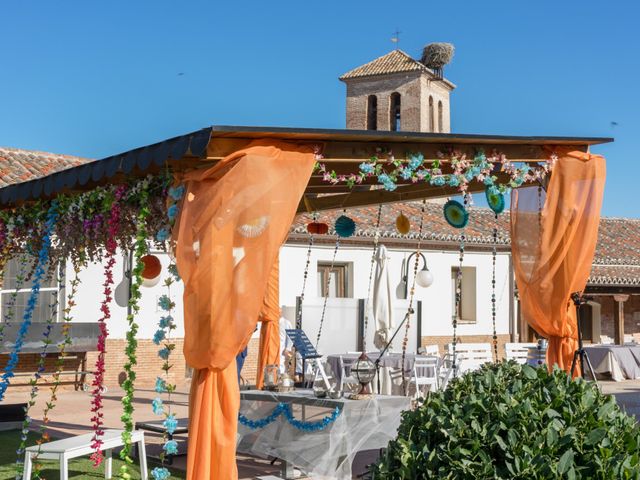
(3, 379), (639, 479)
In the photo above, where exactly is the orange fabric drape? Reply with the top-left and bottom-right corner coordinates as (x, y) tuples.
(174, 141), (315, 480)
(255, 259), (282, 389)
(511, 150), (606, 372)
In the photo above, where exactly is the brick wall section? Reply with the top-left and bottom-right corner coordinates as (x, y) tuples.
(421, 334), (512, 360)
(2, 338), (188, 391)
(240, 337), (261, 386)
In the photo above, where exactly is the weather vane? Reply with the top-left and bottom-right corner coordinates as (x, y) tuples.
(391, 28), (401, 46)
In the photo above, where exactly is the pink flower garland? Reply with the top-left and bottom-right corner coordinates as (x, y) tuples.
(89, 187), (124, 466)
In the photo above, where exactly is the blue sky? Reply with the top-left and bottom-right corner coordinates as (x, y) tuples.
(1, 1), (638, 217)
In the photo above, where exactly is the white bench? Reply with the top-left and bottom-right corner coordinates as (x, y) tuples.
(447, 342), (493, 373)
(23, 429), (148, 479)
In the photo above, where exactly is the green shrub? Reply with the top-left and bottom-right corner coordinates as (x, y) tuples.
(372, 361), (640, 479)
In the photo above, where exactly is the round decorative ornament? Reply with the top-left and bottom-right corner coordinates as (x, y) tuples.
(307, 221), (329, 235)
(485, 189), (505, 215)
(141, 254), (162, 287)
(395, 213), (410, 235)
(350, 353), (376, 399)
(443, 200), (469, 229)
(237, 216), (269, 238)
(334, 215), (356, 238)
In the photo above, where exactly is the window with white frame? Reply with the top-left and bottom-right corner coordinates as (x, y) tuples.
(0, 258), (61, 323)
(317, 262), (352, 298)
(451, 266), (477, 323)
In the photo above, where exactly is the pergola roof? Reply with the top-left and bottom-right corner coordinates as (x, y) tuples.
(0, 125), (613, 211)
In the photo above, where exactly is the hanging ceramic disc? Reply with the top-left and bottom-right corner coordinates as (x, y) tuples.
(443, 200), (469, 229)
(334, 215), (356, 238)
(307, 221), (329, 235)
(485, 189), (505, 215)
(395, 213), (410, 235)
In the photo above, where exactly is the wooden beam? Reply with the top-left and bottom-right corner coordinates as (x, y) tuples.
(207, 137), (589, 163)
(297, 181), (489, 213)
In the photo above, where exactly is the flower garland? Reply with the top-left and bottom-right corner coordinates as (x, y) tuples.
(32, 259), (83, 478)
(150, 183), (184, 480)
(119, 182), (150, 479)
(238, 403), (342, 432)
(15, 277), (59, 480)
(150, 268), (179, 480)
(0, 201), (58, 401)
(89, 185), (125, 466)
(0, 254), (32, 344)
(316, 149), (556, 196)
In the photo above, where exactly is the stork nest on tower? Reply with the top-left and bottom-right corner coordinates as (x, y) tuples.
(420, 42), (454, 79)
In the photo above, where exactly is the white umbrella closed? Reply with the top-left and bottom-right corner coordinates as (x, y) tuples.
(372, 245), (395, 351)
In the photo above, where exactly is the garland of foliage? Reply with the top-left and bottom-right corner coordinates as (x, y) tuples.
(89, 185), (125, 466)
(0, 254), (32, 344)
(119, 182), (150, 479)
(316, 150), (556, 195)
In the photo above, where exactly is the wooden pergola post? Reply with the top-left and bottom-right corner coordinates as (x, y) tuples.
(613, 294), (629, 345)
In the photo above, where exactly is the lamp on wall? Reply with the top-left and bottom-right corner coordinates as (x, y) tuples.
(396, 252), (434, 299)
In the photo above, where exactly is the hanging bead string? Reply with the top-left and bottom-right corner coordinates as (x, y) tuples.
(451, 193), (468, 377)
(362, 205), (383, 352)
(401, 200), (426, 393)
(491, 213), (499, 361)
(315, 237), (340, 349)
(296, 217), (315, 330)
(15, 271), (59, 480)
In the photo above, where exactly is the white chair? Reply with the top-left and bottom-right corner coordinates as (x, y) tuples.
(410, 356), (439, 397)
(505, 343), (537, 364)
(447, 343), (493, 373)
(418, 345), (439, 356)
(600, 335), (614, 345)
(23, 429), (147, 480)
(438, 353), (454, 390)
(338, 356), (361, 391)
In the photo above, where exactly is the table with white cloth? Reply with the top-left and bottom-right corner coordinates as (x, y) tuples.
(326, 352), (437, 395)
(237, 389), (411, 479)
(583, 345), (640, 381)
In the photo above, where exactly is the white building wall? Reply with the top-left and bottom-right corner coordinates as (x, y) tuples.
(69, 249), (185, 340)
(279, 243), (511, 339)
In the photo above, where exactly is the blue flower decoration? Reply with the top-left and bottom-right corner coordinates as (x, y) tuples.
(151, 467), (171, 480)
(430, 176), (446, 187)
(447, 175), (460, 187)
(159, 316), (173, 329)
(168, 185), (186, 201)
(334, 215), (356, 238)
(486, 188), (505, 214)
(158, 347), (171, 360)
(158, 295), (172, 311)
(163, 415), (178, 435)
(167, 264), (180, 281)
(407, 153), (423, 171)
(155, 377), (168, 394)
(163, 440), (179, 455)
(156, 228), (170, 242)
(152, 397), (164, 415)
(443, 200), (469, 229)
(400, 169), (413, 180)
(359, 162), (374, 174)
(153, 329), (166, 345)
(167, 204), (178, 221)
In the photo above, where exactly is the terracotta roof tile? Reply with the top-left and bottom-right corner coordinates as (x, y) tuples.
(0, 146), (90, 188)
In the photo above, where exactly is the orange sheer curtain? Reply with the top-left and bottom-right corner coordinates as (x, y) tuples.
(255, 259), (282, 389)
(174, 141), (315, 479)
(511, 149), (606, 372)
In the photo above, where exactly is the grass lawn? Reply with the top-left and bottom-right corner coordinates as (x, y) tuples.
(0, 430), (186, 479)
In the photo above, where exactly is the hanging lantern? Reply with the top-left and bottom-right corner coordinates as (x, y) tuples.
(443, 200), (469, 229)
(395, 213), (410, 235)
(141, 254), (162, 288)
(307, 221), (329, 235)
(485, 189), (505, 215)
(334, 215), (356, 238)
